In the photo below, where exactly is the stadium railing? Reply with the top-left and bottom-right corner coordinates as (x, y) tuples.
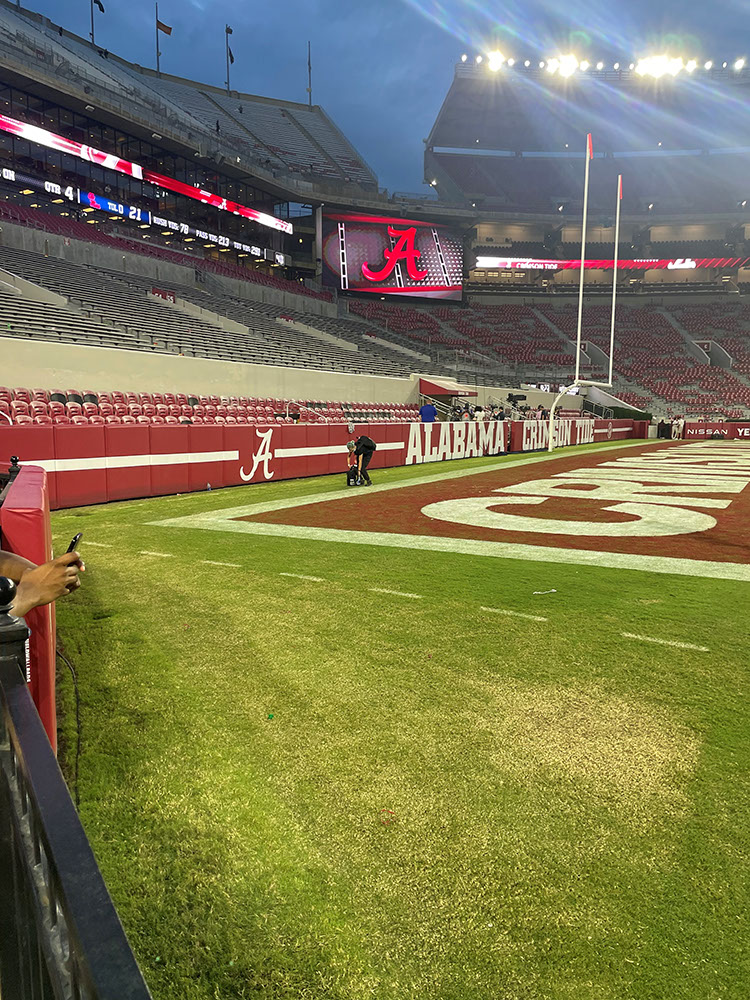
(0, 578), (153, 1000)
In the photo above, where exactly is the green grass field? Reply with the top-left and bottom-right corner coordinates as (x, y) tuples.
(53, 444), (750, 1000)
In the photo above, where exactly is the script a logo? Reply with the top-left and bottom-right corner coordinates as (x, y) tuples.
(362, 226), (428, 282)
(240, 427), (274, 481)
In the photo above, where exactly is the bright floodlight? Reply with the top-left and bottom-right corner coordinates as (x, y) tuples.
(461, 53), (468, 62)
(524, 59), (531, 67)
(596, 61), (604, 70)
(629, 62), (635, 69)
(580, 60), (590, 71)
(546, 58), (559, 74)
(636, 55), (684, 78)
(475, 55), (483, 63)
(704, 60), (713, 69)
(539, 60), (545, 68)
(686, 59), (697, 72)
(487, 50), (505, 71)
(559, 54), (578, 77)
(507, 57), (515, 66)
(613, 62), (620, 70)
(735, 58), (745, 71)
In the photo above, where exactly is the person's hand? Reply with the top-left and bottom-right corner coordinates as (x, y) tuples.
(11, 552), (85, 617)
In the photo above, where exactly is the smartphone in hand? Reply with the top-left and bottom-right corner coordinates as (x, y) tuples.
(66, 533), (83, 554)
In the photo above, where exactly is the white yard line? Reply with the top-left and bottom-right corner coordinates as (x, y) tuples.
(369, 587), (423, 599)
(481, 606), (548, 622)
(200, 560), (241, 568)
(82, 541), (111, 548)
(621, 632), (709, 652)
(138, 550), (174, 558)
(279, 572), (325, 582)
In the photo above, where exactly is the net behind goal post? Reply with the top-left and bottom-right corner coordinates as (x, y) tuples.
(547, 135), (622, 452)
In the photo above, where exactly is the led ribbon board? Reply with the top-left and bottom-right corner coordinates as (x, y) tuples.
(0, 113), (293, 234)
(475, 255), (748, 271)
(0, 165), (287, 261)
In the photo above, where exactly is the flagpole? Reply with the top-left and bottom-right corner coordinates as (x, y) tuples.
(155, 2), (160, 75)
(307, 40), (312, 107)
(608, 174), (622, 387)
(90, 0), (95, 45)
(574, 133), (592, 384)
(225, 25), (230, 93)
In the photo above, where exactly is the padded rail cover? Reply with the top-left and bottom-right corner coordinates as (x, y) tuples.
(0, 464), (56, 750)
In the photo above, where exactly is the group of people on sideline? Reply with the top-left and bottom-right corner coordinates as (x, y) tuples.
(420, 401), (595, 423)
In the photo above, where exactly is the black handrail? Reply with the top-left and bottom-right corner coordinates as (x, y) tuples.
(0, 578), (152, 1000)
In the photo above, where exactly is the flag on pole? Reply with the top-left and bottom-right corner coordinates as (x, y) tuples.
(618, 175), (623, 200)
(225, 25), (233, 34)
(228, 45), (234, 64)
(587, 133), (593, 159)
(157, 18), (172, 34)
(94, 0), (105, 11)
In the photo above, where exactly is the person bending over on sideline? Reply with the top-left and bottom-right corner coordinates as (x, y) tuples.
(347, 436), (377, 486)
(0, 549), (84, 618)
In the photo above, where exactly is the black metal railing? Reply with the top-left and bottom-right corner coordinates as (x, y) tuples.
(0, 577), (152, 1000)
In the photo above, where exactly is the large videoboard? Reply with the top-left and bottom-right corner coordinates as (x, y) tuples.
(322, 212), (463, 300)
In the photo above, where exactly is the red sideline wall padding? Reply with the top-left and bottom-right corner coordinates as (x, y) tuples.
(683, 422), (750, 440)
(0, 465), (57, 750)
(0, 419), (643, 511)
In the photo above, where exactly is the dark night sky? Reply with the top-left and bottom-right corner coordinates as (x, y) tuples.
(29, 0), (747, 192)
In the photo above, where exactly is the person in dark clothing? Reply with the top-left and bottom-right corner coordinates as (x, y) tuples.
(347, 436), (376, 485)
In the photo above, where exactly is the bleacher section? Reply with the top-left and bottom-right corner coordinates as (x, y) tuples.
(0, 0), (377, 191)
(0, 385), (421, 426)
(348, 297), (750, 417)
(0, 244), (422, 377)
(0, 203), (332, 303)
(3, 212), (750, 417)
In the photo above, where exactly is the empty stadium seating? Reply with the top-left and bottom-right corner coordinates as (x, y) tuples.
(0, 385), (422, 426)
(0, 3), (377, 192)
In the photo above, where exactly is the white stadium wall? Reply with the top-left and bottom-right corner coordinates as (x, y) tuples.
(3, 336), (421, 402)
(3, 335), (577, 410)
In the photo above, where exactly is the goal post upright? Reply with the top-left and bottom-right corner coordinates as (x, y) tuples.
(608, 174), (623, 387)
(574, 133), (593, 384)
(548, 133), (593, 452)
(548, 163), (623, 452)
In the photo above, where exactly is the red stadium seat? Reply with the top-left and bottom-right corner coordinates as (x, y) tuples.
(53, 415), (71, 425)
(105, 415), (122, 424)
(15, 414), (33, 425)
(33, 415), (52, 425)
